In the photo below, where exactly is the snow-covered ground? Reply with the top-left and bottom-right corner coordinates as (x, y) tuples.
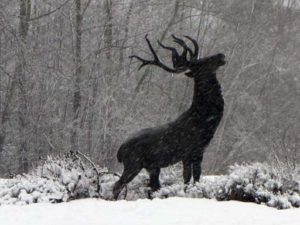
(0, 198), (299, 225)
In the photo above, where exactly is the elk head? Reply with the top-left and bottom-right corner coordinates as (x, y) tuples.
(130, 34), (226, 78)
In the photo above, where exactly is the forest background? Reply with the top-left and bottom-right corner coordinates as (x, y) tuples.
(0, 0), (299, 177)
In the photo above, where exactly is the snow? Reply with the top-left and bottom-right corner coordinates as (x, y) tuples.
(0, 198), (299, 225)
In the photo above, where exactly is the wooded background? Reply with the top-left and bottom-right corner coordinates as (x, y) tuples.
(0, 0), (299, 176)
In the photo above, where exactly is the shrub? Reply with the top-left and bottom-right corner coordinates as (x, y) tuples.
(0, 154), (299, 209)
(0, 152), (103, 205)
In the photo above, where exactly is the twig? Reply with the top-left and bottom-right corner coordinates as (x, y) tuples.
(76, 151), (99, 174)
(82, 0), (92, 16)
(28, 0), (72, 22)
(76, 151), (128, 200)
(76, 151), (101, 194)
(42, 133), (56, 151)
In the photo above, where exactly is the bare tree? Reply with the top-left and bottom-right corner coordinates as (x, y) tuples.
(71, 0), (82, 152)
(17, 0), (31, 173)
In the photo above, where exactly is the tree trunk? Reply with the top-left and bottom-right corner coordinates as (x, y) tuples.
(17, 0), (31, 173)
(100, 0), (114, 160)
(71, 0), (82, 152)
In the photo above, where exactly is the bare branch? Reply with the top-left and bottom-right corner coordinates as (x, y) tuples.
(28, 0), (71, 22)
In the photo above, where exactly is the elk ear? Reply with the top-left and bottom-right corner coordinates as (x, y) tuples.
(185, 71), (194, 78)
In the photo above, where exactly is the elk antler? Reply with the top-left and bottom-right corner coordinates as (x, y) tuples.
(157, 40), (187, 69)
(130, 35), (188, 73)
(171, 34), (193, 60)
(183, 35), (199, 59)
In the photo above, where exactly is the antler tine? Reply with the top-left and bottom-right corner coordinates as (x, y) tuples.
(183, 36), (199, 59)
(144, 34), (159, 61)
(157, 40), (181, 69)
(171, 34), (193, 60)
(129, 55), (151, 71)
(129, 35), (186, 73)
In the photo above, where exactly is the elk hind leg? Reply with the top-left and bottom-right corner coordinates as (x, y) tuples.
(147, 167), (161, 191)
(113, 166), (141, 200)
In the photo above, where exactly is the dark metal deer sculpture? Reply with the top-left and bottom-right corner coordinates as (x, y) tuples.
(113, 35), (226, 199)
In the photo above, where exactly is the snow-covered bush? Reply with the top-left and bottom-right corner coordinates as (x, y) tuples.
(0, 175), (68, 205)
(32, 153), (104, 199)
(213, 163), (300, 209)
(0, 155), (299, 209)
(154, 163), (300, 209)
(0, 152), (107, 205)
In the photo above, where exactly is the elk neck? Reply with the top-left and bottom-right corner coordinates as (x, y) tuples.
(190, 72), (224, 111)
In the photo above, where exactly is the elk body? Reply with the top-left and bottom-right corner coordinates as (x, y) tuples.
(113, 35), (226, 200)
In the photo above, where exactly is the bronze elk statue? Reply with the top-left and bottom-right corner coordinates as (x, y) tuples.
(113, 35), (226, 200)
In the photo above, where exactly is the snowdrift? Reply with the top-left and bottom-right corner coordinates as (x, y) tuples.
(0, 198), (300, 225)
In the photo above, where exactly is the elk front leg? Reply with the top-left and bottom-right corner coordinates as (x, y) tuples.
(182, 160), (192, 184)
(192, 155), (203, 183)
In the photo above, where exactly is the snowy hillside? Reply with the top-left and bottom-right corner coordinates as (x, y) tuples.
(0, 198), (299, 225)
